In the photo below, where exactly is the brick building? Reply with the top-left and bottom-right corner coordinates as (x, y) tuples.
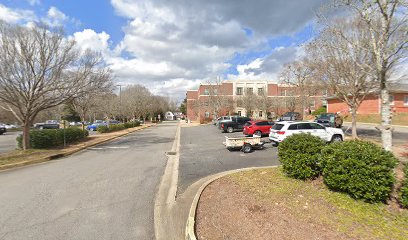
(186, 80), (327, 121)
(326, 83), (408, 114)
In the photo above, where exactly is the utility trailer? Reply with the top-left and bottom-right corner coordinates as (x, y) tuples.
(223, 136), (265, 153)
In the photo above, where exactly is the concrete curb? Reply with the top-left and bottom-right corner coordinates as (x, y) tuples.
(0, 124), (153, 171)
(185, 166), (278, 240)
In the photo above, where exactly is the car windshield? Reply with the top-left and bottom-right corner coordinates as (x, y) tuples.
(272, 124), (284, 130)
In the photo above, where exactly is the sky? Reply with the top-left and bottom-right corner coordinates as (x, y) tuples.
(0, 0), (328, 101)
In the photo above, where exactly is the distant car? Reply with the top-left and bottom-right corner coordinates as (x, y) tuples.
(315, 113), (343, 128)
(34, 120), (60, 129)
(86, 120), (107, 131)
(269, 121), (344, 146)
(220, 116), (251, 133)
(278, 112), (301, 121)
(4, 124), (18, 129)
(0, 124), (6, 135)
(107, 120), (120, 125)
(243, 120), (275, 136)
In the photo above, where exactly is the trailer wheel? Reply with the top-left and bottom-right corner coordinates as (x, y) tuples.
(242, 143), (252, 153)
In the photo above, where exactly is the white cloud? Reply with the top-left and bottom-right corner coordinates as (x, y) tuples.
(0, 4), (37, 23)
(27, 0), (41, 6)
(42, 6), (68, 26)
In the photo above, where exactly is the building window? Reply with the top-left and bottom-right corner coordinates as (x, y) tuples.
(259, 111), (263, 117)
(204, 89), (209, 95)
(205, 112), (210, 118)
(237, 111), (242, 116)
(258, 88), (264, 95)
(404, 96), (408, 106)
(236, 87), (243, 95)
(247, 87), (253, 95)
(389, 95), (395, 105)
(213, 89), (218, 95)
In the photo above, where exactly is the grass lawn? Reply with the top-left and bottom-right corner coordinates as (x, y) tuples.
(0, 149), (59, 167)
(229, 167), (408, 240)
(343, 113), (408, 126)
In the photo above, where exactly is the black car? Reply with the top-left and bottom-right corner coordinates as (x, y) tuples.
(0, 125), (6, 135)
(220, 116), (251, 133)
(315, 113), (343, 128)
(278, 112), (301, 121)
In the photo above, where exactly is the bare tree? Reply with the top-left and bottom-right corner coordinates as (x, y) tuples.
(307, 16), (377, 138)
(236, 89), (258, 117)
(72, 69), (113, 125)
(0, 22), (110, 149)
(333, 0), (408, 150)
(280, 59), (315, 118)
(121, 85), (152, 121)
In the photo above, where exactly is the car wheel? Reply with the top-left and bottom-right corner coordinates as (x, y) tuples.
(242, 143), (252, 153)
(254, 130), (262, 136)
(227, 127), (233, 133)
(331, 135), (343, 142)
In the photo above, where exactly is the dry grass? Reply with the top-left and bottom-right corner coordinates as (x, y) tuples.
(229, 168), (408, 240)
(343, 113), (408, 126)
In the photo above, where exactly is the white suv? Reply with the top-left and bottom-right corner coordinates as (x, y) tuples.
(269, 121), (344, 145)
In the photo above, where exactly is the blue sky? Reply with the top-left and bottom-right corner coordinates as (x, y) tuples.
(0, 0), (325, 99)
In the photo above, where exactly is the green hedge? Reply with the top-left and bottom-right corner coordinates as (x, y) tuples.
(96, 121), (141, 133)
(17, 128), (89, 149)
(400, 164), (408, 208)
(321, 141), (397, 203)
(278, 133), (326, 180)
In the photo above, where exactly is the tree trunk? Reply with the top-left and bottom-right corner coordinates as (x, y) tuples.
(22, 121), (31, 150)
(380, 89), (392, 151)
(351, 107), (358, 139)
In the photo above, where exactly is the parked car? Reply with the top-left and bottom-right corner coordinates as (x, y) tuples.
(217, 116), (235, 129)
(278, 112), (302, 121)
(86, 120), (107, 131)
(220, 116), (251, 133)
(269, 121), (344, 146)
(0, 124), (6, 135)
(315, 113), (343, 128)
(107, 120), (120, 125)
(243, 120), (275, 136)
(3, 124), (18, 129)
(34, 120), (60, 129)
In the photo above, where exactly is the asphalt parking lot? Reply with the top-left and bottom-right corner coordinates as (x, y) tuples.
(178, 124), (280, 194)
(0, 131), (20, 153)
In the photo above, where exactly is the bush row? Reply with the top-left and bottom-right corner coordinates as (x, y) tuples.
(278, 133), (398, 203)
(400, 164), (408, 208)
(96, 121), (141, 133)
(17, 128), (89, 149)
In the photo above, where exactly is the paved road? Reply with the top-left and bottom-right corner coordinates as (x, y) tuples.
(342, 123), (408, 145)
(178, 125), (280, 194)
(0, 131), (20, 153)
(0, 122), (178, 240)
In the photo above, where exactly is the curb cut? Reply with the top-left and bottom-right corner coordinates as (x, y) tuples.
(0, 124), (154, 171)
(185, 166), (278, 240)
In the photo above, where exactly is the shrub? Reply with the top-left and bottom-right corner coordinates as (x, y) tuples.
(96, 125), (109, 133)
(124, 121), (141, 128)
(17, 128), (88, 149)
(321, 140), (398, 203)
(312, 106), (327, 116)
(278, 133), (326, 180)
(400, 164), (408, 208)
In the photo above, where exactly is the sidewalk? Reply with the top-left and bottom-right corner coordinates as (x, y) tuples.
(0, 124), (153, 171)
